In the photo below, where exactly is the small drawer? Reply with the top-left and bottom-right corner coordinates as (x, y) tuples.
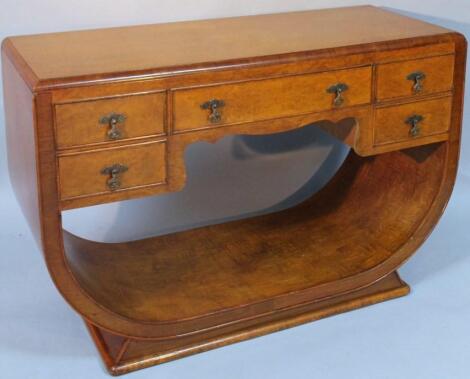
(173, 67), (372, 132)
(55, 92), (166, 148)
(374, 97), (452, 146)
(376, 55), (454, 101)
(58, 141), (166, 200)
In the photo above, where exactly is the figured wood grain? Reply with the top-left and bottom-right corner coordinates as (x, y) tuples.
(3, 6), (453, 89)
(173, 66), (371, 131)
(60, 107), (371, 209)
(47, 41), (455, 101)
(58, 141), (167, 200)
(0, 6), (466, 377)
(87, 271), (409, 375)
(376, 54), (455, 101)
(374, 96), (452, 145)
(55, 92), (166, 148)
(1, 49), (41, 246)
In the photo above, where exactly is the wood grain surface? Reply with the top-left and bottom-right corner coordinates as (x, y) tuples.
(2, 5), (452, 89)
(376, 54), (455, 100)
(173, 66), (371, 131)
(58, 141), (167, 200)
(55, 92), (166, 149)
(374, 96), (452, 145)
(1, 5), (466, 376)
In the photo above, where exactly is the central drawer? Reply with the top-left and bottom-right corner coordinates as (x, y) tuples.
(173, 67), (372, 132)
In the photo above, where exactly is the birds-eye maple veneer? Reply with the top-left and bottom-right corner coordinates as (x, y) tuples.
(1, 6), (467, 375)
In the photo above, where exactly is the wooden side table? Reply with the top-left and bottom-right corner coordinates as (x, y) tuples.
(1, 6), (466, 375)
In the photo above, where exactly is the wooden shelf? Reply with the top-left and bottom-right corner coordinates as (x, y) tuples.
(64, 145), (445, 331)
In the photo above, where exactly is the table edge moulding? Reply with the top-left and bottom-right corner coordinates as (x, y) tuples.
(1, 5), (467, 376)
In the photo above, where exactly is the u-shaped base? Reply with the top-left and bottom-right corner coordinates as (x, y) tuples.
(60, 139), (452, 374)
(2, 15), (465, 377)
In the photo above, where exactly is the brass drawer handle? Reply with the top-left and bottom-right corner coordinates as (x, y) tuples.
(327, 83), (349, 107)
(405, 114), (424, 137)
(201, 99), (225, 124)
(407, 71), (426, 93)
(101, 163), (128, 191)
(99, 113), (126, 140)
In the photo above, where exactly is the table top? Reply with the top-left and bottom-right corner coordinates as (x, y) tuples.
(2, 5), (451, 86)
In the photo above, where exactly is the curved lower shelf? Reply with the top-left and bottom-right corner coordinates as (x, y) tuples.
(63, 142), (448, 341)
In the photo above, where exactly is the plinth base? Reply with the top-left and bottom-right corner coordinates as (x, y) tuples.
(85, 271), (409, 376)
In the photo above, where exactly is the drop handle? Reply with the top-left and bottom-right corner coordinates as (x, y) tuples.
(201, 99), (225, 124)
(101, 163), (128, 191)
(327, 83), (349, 107)
(407, 71), (426, 93)
(405, 114), (424, 137)
(99, 113), (126, 140)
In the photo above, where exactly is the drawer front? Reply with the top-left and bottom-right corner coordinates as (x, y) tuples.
(173, 67), (372, 132)
(55, 92), (166, 148)
(376, 55), (454, 101)
(374, 97), (452, 146)
(58, 141), (166, 200)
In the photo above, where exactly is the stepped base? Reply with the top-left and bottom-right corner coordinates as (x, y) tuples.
(85, 271), (409, 376)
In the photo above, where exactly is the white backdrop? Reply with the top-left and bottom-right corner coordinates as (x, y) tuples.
(1, 2), (470, 379)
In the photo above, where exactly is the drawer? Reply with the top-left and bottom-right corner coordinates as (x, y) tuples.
(376, 55), (454, 101)
(173, 67), (372, 131)
(58, 141), (166, 200)
(55, 92), (166, 148)
(374, 97), (452, 146)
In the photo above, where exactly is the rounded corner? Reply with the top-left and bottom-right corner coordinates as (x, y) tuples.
(1, 36), (12, 54)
